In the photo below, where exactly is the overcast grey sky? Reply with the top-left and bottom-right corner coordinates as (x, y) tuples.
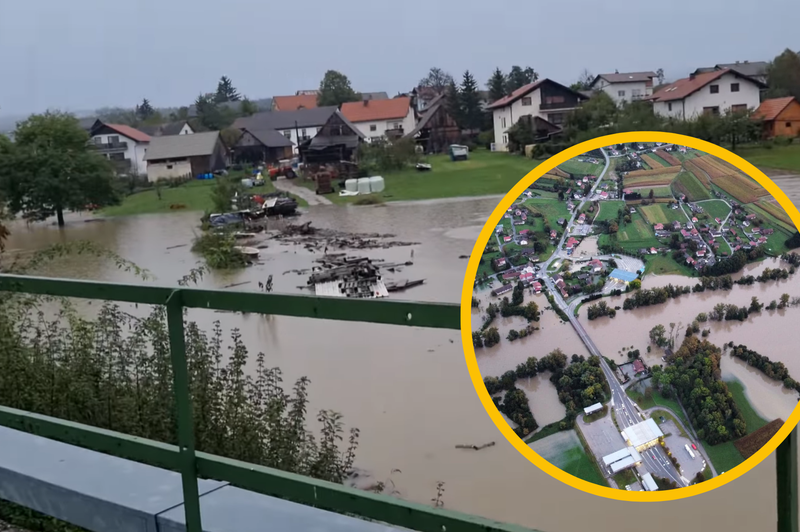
(0, 0), (796, 118)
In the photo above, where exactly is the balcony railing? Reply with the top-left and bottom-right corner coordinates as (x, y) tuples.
(0, 273), (795, 532)
(93, 141), (129, 151)
(540, 102), (579, 111)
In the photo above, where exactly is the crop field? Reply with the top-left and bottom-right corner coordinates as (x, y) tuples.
(623, 172), (680, 188)
(628, 186), (673, 198)
(684, 160), (712, 188)
(656, 150), (681, 166)
(640, 203), (687, 225)
(559, 159), (604, 176)
(734, 419), (784, 460)
(715, 174), (769, 204)
(549, 166), (570, 178)
(641, 153), (668, 168)
(692, 155), (738, 179)
(625, 166), (681, 178)
(673, 171), (711, 201)
(755, 199), (794, 226)
(536, 176), (561, 187)
(749, 202), (796, 234)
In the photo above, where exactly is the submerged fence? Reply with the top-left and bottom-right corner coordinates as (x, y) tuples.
(0, 274), (795, 532)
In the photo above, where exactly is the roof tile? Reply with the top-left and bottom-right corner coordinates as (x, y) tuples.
(340, 97), (411, 123)
(104, 123), (150, 143)
(753, 97), (797, 121)
(272, 94), (318, 111)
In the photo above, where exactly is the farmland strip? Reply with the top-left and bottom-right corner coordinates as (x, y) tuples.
(656, 150), (681, 166)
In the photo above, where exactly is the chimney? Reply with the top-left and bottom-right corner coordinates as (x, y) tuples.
(743, 60), (749, 64)
(363, 99), (368, 107)
(615, 69), (619, 74)
(689, 73), (696, 80)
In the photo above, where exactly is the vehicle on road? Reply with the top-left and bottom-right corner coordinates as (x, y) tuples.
(685, 444), (696, 459)
(691, 443), (697, 450)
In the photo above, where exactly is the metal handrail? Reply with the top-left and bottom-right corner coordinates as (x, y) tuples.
(0, 273), (795, 532)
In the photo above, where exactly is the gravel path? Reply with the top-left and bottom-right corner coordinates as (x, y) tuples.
(273, 178), (333, 206)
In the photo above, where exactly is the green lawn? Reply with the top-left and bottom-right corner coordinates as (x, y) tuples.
(596, 201), (626, 222)
(626, 387), (689, 428)
(558, 158), (605, 177)
(613, 469), (637, 488)
(570, 430), (610, 487)
(726, 379), (769, 434)
(715, 239), (732, 257)
(651, 409), (688, 438)
(639, 203), (686, 225)
(748, 202), (797, 234)
(698, 199), (732, 222)
(614, 212), (661, 249)
(524, 198), (570, 229)
(673, 171), (712, 202)
(301, 150), (544, 204)
(102, 179), (219, 216)
(644, 254), (697, 277)
(737, 144), (800, 173)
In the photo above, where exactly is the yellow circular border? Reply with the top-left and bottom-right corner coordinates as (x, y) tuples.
(460, 131), (800, 501)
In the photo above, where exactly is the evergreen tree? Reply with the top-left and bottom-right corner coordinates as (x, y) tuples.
(215, 76), (241, 103)
(445, 80), (463, 129)
(135, 98), (155, 121)
(459, 71), (483, 132)
(239, 97), (258, 117)
(487, 68), (507, 103)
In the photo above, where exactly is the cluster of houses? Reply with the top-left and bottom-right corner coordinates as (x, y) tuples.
(490, 60), (800, 152)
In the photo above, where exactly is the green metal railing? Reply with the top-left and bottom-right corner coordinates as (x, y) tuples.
(0, 274), (795, 532)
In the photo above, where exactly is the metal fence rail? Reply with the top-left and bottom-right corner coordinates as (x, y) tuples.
(0, 274), (795, 532)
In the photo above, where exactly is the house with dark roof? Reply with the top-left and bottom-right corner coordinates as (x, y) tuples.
(231, 107), (338, 153)
(138, 121), (194, 138)
(753, 97), (800, 139)
(589, 71), (657, 105)
(692, 61), (769, 86)
(298, 110), (367, 165)
(341, 97), (416, 141)
(404, 93), (461, 153)
(486, 79), (588, 151)
(231, 128), (294, 164)
(144, 131), (227, 182)
(649, 68), (765, 120)
(88, 120), (151, 176)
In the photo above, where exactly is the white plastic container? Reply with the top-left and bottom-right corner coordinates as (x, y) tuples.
(357, 178), (371, 195)
(345, 178), (359, 192)
(368, 176), (385, 193)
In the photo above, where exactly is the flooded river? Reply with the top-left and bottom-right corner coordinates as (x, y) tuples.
(3, 185), (799, 531)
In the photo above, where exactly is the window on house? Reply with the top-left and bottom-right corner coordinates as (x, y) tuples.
(370, 124), (377, 132)
(109, 135), (119, 144)
(787, 122), (793, 128)
(166, 164), (173, 169)
(632, 89), (642, 98)
(731, 104), (748, 113)
(731, 83), (740, 92)
(109, 153), (125, 161)
(548, 113), (564, 126)
(521, 97), (532, 106)
(618, 90), (626, 97)
(544, 95), (565, 105)
(668, 103), (673, 111)
(301, 128), (307, 137)
(502, 134), (508, 144)
(710, 85), (719, 94)
(283, 130), (292, 139)
(501, 117), (507, 128)
(703, 106), (720, 116)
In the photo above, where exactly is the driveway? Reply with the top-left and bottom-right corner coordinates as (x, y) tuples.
(660, 420), (706, 480)
(273, 177), (333, 206)
(577, 410), (626, 467)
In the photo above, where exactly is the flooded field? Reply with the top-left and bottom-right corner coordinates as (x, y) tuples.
(3, 184), (799, 531)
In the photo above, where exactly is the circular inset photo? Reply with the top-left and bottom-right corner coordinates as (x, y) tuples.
(461, 132), (800, 502)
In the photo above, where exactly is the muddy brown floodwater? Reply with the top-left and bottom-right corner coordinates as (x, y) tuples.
(3, 183), (800, 531)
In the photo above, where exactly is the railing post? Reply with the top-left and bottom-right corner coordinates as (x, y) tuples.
(777, 423), (798, 532)
(166, 290), (203, 532)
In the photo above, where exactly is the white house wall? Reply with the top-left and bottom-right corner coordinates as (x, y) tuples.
(492, 88), (543, 151)
(654, 73), (761, 120)
(352, 107), (416, 141)
(146, 160), (192, 182)
(90, 132), (148, 176)
(593, 80), (652, 105)
(179, 123), (194, 135)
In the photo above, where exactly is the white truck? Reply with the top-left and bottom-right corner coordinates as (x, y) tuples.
(685, 444), (696, 459)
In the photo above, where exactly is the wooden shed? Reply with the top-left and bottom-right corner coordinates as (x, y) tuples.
(404, 93), (461, 154)
(232, 128), (294, 165)
(752, 96), (800, 139)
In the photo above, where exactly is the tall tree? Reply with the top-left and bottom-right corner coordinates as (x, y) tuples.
(317, 70), (361, 107)
(459, 71), (483, 132)
(718, 107), (761, 152)
(487, 68), (507, 103)
(505, 66), (538, 94)
(570, 69), (595, 91)
(135, 98), (155, 121)
(419, 67), (455, 94)
(655, 68), (665, 85)
(239, 97), (258, 117)
(0, 112), (118, 227)
(767, 49), (800, 100)
(445, 80), (463, 130)
(194, 93), (234, 131)
(215, 76), (241, 103)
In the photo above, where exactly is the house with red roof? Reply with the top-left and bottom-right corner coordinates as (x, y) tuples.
(589, 71), (657, 105)
(503, 236), (512, 242)
(632, 359), (646, 374)
(653, 223), (664, 231)
(520, 272), (534, 284)
(599, 191), (609, 199)
(753, 96), (800, 139)
(486, 79), (589, 151)
(697, 249), (706, 257)
(341, 97), (416, 141)
(588, 259), (603, 273)
(649, 68), (765, 120)
(88, 120), (151, 176)
(532, 281), (542, 293)
(578, 213), (586, 224)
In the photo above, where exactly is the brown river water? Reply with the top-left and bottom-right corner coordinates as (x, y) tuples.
(4, 174), (800, 532)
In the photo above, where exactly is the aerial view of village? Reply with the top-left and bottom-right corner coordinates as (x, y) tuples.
(471, 140), (800, 492)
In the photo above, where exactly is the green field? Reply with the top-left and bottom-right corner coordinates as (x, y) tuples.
(530, 430), (608, 486)
(639, 203), (687, 225)
(102, 179), (219, 216)
(647, 153), (671, 167)
(698, 199), (732, 222)
(626, 387), (689, 428)
(615, 212), (660, 247)
(644, 254), (698, 277)
(596, 200), (626, 222)
(673, 171), (712, 202)
(613, 469), (637, 487)
(299, 150), (545, 204)
(703, 379), (769, 473)
(524, 198), (570, 229)
(736, 144), (800, 173)
(558, 158), (604, 176)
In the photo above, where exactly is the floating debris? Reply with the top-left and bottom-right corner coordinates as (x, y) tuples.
(455, 442), (496, 451)
(277, 221), (419, 252)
